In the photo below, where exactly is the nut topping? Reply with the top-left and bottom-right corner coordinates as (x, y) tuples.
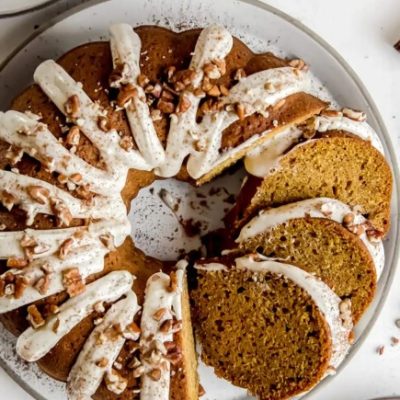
(0, 190), (17, 211)
(153, 308), (167, 321)
(65, 126), (80, 146)
(137, 73), (150, 87)
(27, 185), (49, 205)
(58, 238), (74, 259)
(64, 95), (80, 119)
(167, 271), (178, 293)
(104, 369), (128, 395)
(51, 199), (73, 227)
(176, 95), (191, 114)
(97, 116), (110, 132)
(34, 274), (51, 295)
(117, 84), (138, 108)
(342, 107), (367, 122)
(343, 213), (355, 226)
(159, 319), (173, 333)
(288, 58), (307, 71)
(148, 368), (162, 382)
(27, 304), (45, 329)
(14, 275), (29, 299)
(6, 257), (28, 269)
(96, 357), (109, 368)
(62, 267), (85, 297)
(157, 98), (175, 114)
(234, 103), (246, 120)
(119, 136), (134, 151)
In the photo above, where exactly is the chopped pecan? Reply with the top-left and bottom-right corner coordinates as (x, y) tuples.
(14, 275), (29, 299)
(99, 233), (116, 250)
(159, 319), (173, 333)
(65, 126), (80, 146)
(137, 74), (150, 87)
(157, 99), (175, 114)
(0, 190), (17, 211)
(153, 308), (167, 321)
(96, 357), (109, 368)
(97, 116), (111, 132)
(34, 274), (51, 295)
(62, 267), (85, 297)
(176, 95), (191, 114)
(58, 238), (74, 259)
(234, 103), (246, 120)
(148, 368), (162, 382)
(119, 136), (134, 151)
(167, 271), (178, 293)
(64, 95), (80, 119)
(51, 199), (73, 227)
(6, 257), (28, 269)
(27, 304), (45, 329)
(27, 186), (49, 205)
(117, 84), (138, 107)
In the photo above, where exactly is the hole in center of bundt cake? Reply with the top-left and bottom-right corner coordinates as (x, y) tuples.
(128, 168), (245, 260)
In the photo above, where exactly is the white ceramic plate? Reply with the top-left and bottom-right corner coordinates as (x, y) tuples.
(0, 0), (399, 399)
(0, 0), (57, 16)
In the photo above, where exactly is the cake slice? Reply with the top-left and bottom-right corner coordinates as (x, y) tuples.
(230, 136), (392, 235)
(191, 254), (352, 400)
(237, 198), (383, 323)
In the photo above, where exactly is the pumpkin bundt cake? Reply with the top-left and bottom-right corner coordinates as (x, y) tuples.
(191, 254), (353, 400)
(0, 20), (393, 400)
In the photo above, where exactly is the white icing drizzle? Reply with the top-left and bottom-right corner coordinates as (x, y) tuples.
(67, 290), (140, 400)
(197, 255), (352, 372)
(156, 25), (234, 178)
(186, 66), (309, 179)
(315, 114), (384, 153)
(0, 245), (105, 313)
(140, 266), (185, 400)
(16, 271), (134, 362)
(244, 126), (302, 178)
(237, 197), (384, 277)
(0, 110), (117, 196)
(244, 114), (385, 178)
(34, 60), (151, 182)
(109, 23), (165, 168)
(0, 218), (130, 260)
(0, 169), (125, 225)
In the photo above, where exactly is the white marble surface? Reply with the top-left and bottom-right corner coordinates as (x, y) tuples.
(0, 0), (399, 399)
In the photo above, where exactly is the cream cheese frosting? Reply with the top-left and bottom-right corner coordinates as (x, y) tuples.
(237, 197), (384, 277)
(243, 113), (385, 178)
(67, 290), (140, 400)
(140, 264), (185, 400)
(16, 271), (134, 362)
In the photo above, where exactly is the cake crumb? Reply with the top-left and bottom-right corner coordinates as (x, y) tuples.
(377, 345), (385, 355)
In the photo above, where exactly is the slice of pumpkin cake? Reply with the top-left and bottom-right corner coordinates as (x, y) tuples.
(237, 198), (383, 323)
(191, 254), (353, 400)
(231, 136), (392, 235)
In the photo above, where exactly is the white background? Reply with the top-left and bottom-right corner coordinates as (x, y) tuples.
(0, 0), (400, 399)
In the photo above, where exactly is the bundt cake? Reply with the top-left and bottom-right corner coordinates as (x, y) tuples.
(191, 254), (353, 400)
(0, 20), (393, 400)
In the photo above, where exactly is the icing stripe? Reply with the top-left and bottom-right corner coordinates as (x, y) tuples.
(109, 23), (165, 168)
(16, 271), (134, 362)
(140, 268), (184, 400)
(0, 218), (130, 260)
(237, 198), (384, 278)
(67, 290), (140, 400)
(0, 245), (106, 313)
(34, 60), (151, 180)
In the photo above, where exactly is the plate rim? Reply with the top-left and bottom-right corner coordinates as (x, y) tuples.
(0, 0), (60, 18)
(0, 0), (399, 399)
